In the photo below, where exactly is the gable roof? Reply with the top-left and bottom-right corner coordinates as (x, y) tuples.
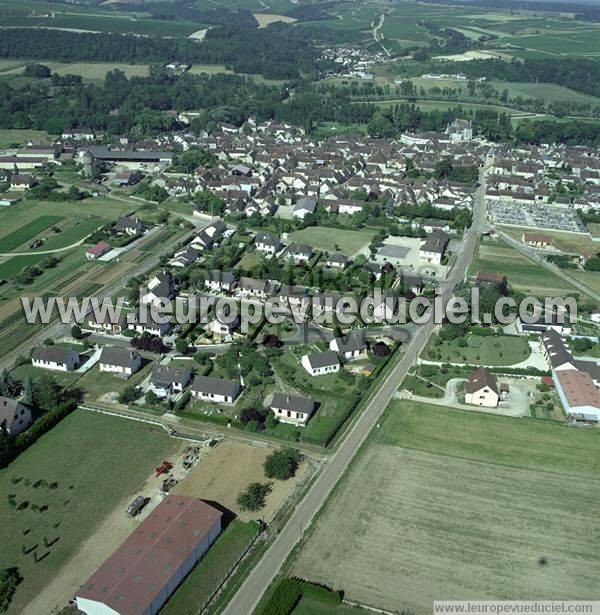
(191, 375), (240, 398)
(465, 367), (498, 395)
(304, 351), (340, 370)
(271, 392), (315, 416)
(32, 345), (78, 364)
(99, 347), (140, 368)
(77, 497), (222, 615)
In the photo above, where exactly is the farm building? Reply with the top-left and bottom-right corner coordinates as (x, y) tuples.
(76, 496), (222, 615)
(554, 370), (600, 422)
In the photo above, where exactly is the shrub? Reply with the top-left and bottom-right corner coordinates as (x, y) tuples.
(263, 448), (302, 481)
(236, 482), (271, 512)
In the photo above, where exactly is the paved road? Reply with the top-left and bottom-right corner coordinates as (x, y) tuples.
(222, 155), (492, 615)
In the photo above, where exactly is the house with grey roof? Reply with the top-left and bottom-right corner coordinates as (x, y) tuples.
(99, 347), (142, 378)
(255, 232), (282, 255)
(419, 229), (450, 265)
(32, 345), (79, 372)
(149, 365), (191, 398)
(0, 397), (33, 437)
(115, 215), (144, 236)
(286, 243), (314, 264)
(270, 392), (316, 427)
(329, 333), (367, 360)
(141, 271), (175, 305)
(301, 351), (340, 376)
(190, 376), (241, 404)
(326, 253), (350, 270)
(204, 270), (236, 293)
(292, 197), (317, 219)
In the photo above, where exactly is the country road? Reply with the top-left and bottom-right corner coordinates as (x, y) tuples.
(221, 154), (492, 615)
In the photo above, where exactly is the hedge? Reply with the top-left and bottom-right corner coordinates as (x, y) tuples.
(259, 578), (342, 615)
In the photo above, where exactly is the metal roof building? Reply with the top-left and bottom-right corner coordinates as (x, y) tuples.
(76, 496), (222, 615)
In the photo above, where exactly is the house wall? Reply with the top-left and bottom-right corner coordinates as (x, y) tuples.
(272, 407), (308, 427)
(465, 387), (498, 408)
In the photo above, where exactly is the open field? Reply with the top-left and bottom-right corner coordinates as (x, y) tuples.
(0, 128), (52, 148)
(498, 224), (598, 255)
(173, 440), (312, 523)
(0, 410), (177, 614)
(0, 216), (63, 252)
(2, 61), (150, 80)
(470, 240), (577, 296)
(288, 226), (374, 257)
(293, 401), (600, 612)
(253, 13), (296, 28)
(424, 334), (531, 366)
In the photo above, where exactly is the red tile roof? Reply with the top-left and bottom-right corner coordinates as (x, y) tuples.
(77, 496), (222, 614)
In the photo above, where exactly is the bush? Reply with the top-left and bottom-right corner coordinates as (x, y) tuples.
(236, 482), (271, 512)
(0, 567), (22, 612)
(263, 448), (301, 481)
(259, 578), (303, 615)
(71, 324), (82, 340)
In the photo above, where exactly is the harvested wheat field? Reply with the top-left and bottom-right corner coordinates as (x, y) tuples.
(293, 401), (600, 613)
(174, 440), (312, 522)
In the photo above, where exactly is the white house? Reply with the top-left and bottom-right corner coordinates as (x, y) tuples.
(270, 392), (316, 427)
(0, 397), (33, 437)
(301, 351), (340, 376)
(149, 365), (191, 398)
(99, 347), (142, 378)
(255, 232), (282, 255)
(329, 333), (367, 360)
(190, 376), (241, 404)
(464, 367), (499, 408)
(292, 197), (317, 219)
(31, 345), (79, 372)
(419, 229), (449, 265)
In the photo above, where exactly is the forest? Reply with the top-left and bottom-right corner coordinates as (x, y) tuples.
(0, 23), (323, 80)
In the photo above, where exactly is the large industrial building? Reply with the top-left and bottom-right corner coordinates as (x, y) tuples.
(76, 496), (222, 615)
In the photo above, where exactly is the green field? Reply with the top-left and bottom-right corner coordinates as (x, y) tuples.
(161, 520), (260, 615)
(425, 334), (531, 366)
(0, 128), (52, 148)
(0, 216), (64, 252)
(293, 401), (600, 612)
(0, 410), (177, 614)
(288, 226), (374, 256)
(470, 240), (577, 296)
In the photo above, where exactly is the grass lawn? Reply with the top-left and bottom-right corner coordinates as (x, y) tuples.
(236, 250), (265, 271)
(0, 410), (177, 614)
(10, 364), (81, 389)
(498, 225), (597, 255)
(272, 349), (357, 446)
(471, 240), (576, 296)
(77, 356), (156, 402)
(293, 401), (600, 612)
(288, 227), (374, 257)
(0, 215), (64, 252)
(161, 520), (260, 615)
(0, 129), (52, 148)
(426, 334), (531, 366)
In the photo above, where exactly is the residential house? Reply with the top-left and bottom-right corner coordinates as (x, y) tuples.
(85, 312), (127, 336)
(292, 197), (317, 219)
(270, 392), (316, 427)
(115, 216), (144, 237)
(9, 174), (36, 191)
(326, 253), (349, 270)
(464, 367), (499, 408)
(255, 232), (282, 255)
(99, 347), (142, 378)
(127, 307), (171, 337)
(279, 285), (308, 309)
(301, 351), (341, 376)
(0, 397), (33, 437)
(148, 365), (191, 398)
(329, 333), (367, 360)
(286, 243), (314, 264)
(141, 271), (175, 305)
(190, 376), (241, 404)
(32, 345), (79, 372)
(204, 270), (236, 293)
(419, 230), (450, 265)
